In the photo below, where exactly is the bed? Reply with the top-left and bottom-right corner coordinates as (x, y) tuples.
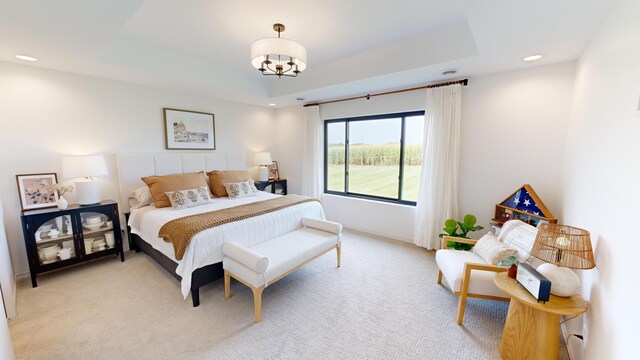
(117, 153), (325, 307)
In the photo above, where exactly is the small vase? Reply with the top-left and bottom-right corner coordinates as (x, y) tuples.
(57, 196), (68, 210)
(508, 264), (518, 279)
(55, 216), (63, 233)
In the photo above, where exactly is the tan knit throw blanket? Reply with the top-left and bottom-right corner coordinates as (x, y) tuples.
(158, 194), (320, 260)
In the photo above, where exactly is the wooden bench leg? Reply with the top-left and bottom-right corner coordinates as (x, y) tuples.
(252, 286), (265, 323)
(336, 243), (341, 268)
(437, 270), (443, 284)
(224, 270), (231, 300)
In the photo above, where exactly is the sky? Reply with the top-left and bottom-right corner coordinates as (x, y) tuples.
(327, 115), (424, 145)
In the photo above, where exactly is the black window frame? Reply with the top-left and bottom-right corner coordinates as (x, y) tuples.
(324, 110), (425, 206)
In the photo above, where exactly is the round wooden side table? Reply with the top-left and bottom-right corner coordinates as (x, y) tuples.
(494, 272), (588, 360)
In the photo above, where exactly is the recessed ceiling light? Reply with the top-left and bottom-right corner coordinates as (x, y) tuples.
(523, 55), (543, 62)
(16, 55), (37, 62)
(268, 103), (276, 106)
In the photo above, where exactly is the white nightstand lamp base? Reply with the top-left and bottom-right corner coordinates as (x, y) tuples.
(258, 166), (269, 182)
(536, 263), (580, 297)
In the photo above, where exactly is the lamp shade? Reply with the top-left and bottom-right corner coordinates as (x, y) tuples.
(251, 37), (307, 71)
(531, 224), (595, 269)
(254, 152), (273, 166)
(63, 156), (108, 179)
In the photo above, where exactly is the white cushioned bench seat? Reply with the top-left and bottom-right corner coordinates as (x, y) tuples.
(224, 227), (339, 288)
(223, 217), (343, 322)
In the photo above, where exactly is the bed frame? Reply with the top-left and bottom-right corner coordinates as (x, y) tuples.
(125, 214), (222, 307)
(117, 152), (251, 307)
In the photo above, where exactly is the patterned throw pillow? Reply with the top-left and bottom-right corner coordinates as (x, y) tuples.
(129, 186), (153, 209)
(223, 180), (258, 199)
(472, 232), (518, 265)
(165, 186), (213, 210)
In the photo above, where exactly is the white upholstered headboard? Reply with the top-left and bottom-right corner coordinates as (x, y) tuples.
(116, 152), (248, 212)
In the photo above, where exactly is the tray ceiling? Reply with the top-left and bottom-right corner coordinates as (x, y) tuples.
(0, 0), (620, 106)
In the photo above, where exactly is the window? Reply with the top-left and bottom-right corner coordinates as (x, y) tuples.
(324, 111), (425, 205)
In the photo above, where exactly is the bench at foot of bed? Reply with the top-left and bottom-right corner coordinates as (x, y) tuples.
(222, 217), (342, 322)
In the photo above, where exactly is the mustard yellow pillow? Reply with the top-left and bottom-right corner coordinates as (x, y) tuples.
(207, 170), (252, 198)
(141, 172), (209, 208)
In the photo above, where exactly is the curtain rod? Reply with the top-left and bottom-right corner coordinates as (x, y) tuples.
(303, 79), (468, 107)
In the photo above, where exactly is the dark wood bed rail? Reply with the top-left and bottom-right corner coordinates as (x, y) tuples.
(125, 213), (224, 307)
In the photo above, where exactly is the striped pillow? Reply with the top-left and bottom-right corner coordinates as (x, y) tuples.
(496, 220), (539, 264)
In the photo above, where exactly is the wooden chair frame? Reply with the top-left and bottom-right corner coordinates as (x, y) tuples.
(437, 236), (510, 325)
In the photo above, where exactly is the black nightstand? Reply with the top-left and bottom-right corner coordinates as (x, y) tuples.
(255, 179), (287, 195)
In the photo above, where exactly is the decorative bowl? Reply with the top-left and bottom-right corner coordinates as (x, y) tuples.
(42, 245), (60, 261)
(86, 216), (102, 225)
(39, 224), (53, 232)
(83, 222), (105, 231)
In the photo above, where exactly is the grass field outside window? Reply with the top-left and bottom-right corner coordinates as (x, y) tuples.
(325, 111), (424, 204)
(327, 164), (421, 201)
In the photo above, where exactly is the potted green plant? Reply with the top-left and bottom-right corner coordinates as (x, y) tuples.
(438, 214), (484, 250)
(498, 255), (520, 279)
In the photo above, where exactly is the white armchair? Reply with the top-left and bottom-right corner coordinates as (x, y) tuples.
(435, 220), (540, 325)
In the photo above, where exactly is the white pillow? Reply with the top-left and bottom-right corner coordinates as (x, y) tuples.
(129, 186), (153, 209)
(164, 186), (213, 210)
(223, 180), (258, 199)
(472, 232), (518, 265)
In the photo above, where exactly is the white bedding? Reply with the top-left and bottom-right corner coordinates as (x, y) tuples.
(128, 192), (325, 298)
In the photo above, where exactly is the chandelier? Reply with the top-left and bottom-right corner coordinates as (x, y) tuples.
(251, 23), (307, 78)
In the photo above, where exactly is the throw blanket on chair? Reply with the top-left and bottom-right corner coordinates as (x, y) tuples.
(159, 194), (320, 260)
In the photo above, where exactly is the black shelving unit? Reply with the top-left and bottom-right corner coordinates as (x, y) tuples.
(20, 200), (124, 287)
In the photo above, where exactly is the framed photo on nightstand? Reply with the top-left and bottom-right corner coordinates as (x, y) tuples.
(268, 161), (279, 180)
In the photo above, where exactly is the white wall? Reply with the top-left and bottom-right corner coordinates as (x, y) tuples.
(0, 198), (16, 319)
(0, 61), (276, 277)
(0, 198), (15, 359)
(459, 61), (576, 229)
(0, 298), (14, 360)
(276, 62), (576, 241)
(561, 0), (640, 358)
(273, 106), (306, 195)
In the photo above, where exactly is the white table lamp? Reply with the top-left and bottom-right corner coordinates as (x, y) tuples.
(63, 155), (108, 205)
(255, 152), (272, 182)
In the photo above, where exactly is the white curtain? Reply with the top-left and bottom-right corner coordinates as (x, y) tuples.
(413, 84), (462, 249)
(301, 106), (323, 198)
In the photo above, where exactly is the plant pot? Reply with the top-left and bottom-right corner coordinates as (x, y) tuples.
(508, 264), (518, 279)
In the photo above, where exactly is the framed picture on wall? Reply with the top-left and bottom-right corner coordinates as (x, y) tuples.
(16, 173), (58, 211)
(268, 161), (279, 180)
(163, 108), (216, 150)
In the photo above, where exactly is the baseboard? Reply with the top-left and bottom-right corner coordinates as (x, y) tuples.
(341, 225), (413, 243)
(561, 321), (580, 360)
(15, 272), (29, 280)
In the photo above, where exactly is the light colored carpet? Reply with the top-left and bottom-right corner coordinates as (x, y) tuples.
(9, 230), (569, 360)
